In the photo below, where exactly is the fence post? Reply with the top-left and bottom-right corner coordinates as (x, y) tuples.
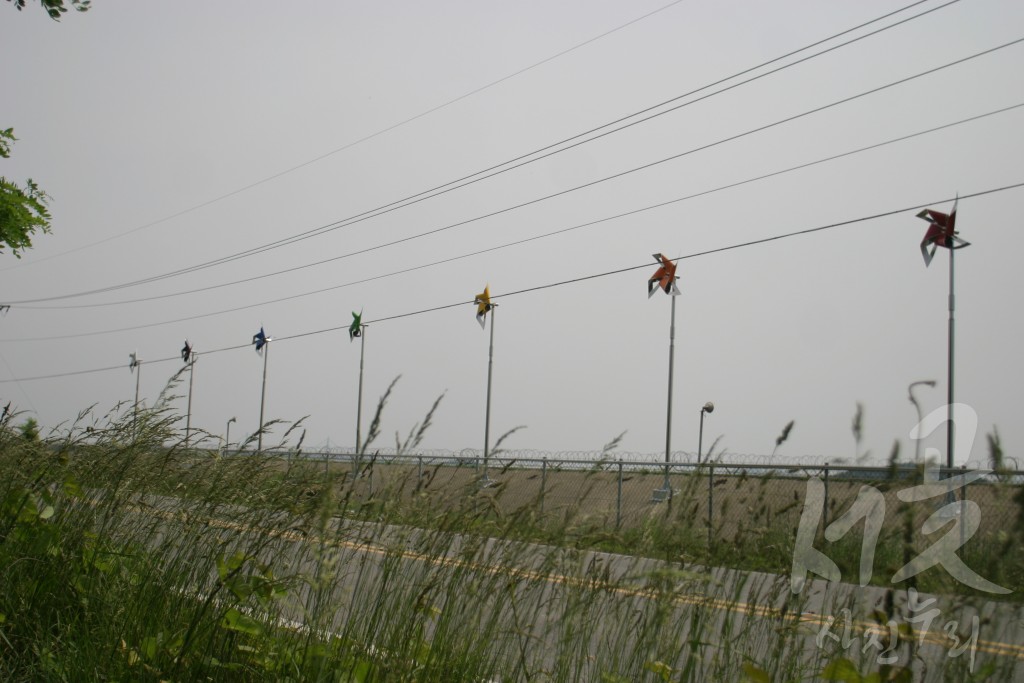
(616, 459), (623, 529)
(418, 455), (423, 484)
(823, 462), (830, 528)
(707, 463), (714, 554)
(960, 464), (967, 551)
(540, 457), (547, 516)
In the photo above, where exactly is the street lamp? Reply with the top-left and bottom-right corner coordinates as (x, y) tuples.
(908, 380), (936, 465)
(698, 401), (715, 464)
(224, 416), (236, 454)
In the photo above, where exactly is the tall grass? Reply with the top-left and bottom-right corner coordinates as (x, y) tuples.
(0, 381), (1016, 681)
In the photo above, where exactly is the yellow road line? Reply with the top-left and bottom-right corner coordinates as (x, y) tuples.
(136, 502), (1024, 661)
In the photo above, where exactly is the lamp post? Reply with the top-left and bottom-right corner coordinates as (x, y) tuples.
(698, 401), (715, 464)
(225, 416), (236, 454)
(908, 380), (936, 466)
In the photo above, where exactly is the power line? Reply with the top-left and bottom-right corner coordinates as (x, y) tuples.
(0, 0), (690, 273)
(4, 0), (957, 305)
(0, 343), (253, 384)
(0, 346), (38, 414)
(135, 0), (948, 286)
(3, 181), (1021, 384)
(200, 0), (953, 271)
(5, 99), (1022, 338)
(12, 32), (1021, 309)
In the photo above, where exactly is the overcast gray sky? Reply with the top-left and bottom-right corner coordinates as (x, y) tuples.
(1, 0), (1022, 464)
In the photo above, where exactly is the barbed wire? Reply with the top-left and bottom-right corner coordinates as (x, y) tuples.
(281, 445), (999, 470)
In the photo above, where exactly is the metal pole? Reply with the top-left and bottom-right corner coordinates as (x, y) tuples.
(356, 327), (368, 456)
(134, 360), (141, 428)
(540, 457), (547, 515)
(662, 293), (677, 493)
(185, 354), (196, 448)
(707, 463), (714, 553)
(908, 381), (934, 467)
(960, 464), (967, 550)
(483, 304), (496, 484)
(616, 459), (623, 529)
(698, 408), (705, 464)
(225, 417), (234, 453)
(258, 342), (269, 452)
(356, 325), (366, 454)
(823, 462), (831, 528)
(947, 242), (956, 469)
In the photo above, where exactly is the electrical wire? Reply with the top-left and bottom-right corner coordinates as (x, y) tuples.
(0, 346), (38, 414)
(3, 181), (1021, 384)
(4, 99), (1022, 338)
(0, 0), (690, 272)
(168, 0), (952, 276)
(10, 32), (1020, 309)
(3, 0), (958, 304)
(124, 0), (948, 287)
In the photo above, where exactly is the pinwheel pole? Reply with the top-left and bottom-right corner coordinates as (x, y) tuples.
(355, 324), (367, 454)
(659, 293), (677, 496)
(917, 201), (968, 470)
(134, 363), (141, 424)
(647, 253), (680, 501)
(129, 353), (142, 432)
(258, 342), (270, 452)
(945, 240), (957, 470)
(482, 304), (497, 485)
(185, 353), (196, 448)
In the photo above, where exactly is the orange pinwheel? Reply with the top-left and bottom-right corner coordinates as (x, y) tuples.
(647, 253), (680, 297)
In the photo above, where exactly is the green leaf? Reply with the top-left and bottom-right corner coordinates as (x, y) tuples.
(62, 479), (83, 498)
(222, 608), (264, 636)
(16, 497), (38, 523)
(91, 555), (114, 574)
(227, 550), (247, 571)
(643, 661), (673, 682)
(217, 550), (248, 581)
(141, 635), (158, 661)
(742, 661), (772, 683)
(38, 505), (54, 520)
(821, 657), (863, 682)
(866, 666), (912, 683)
(216, 554), (228, 581)
(346, 659), (371, 683)
(227, 578), (253, 602)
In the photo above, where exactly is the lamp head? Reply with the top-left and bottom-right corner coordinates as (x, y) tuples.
(703, 401), (715, 414)
(907, 380), (937, 401)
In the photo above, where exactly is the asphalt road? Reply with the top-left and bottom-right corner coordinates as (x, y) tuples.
(108, 491), (1024, 681)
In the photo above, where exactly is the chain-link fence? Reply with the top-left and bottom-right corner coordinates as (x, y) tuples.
(280, 450), (1023, 594)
